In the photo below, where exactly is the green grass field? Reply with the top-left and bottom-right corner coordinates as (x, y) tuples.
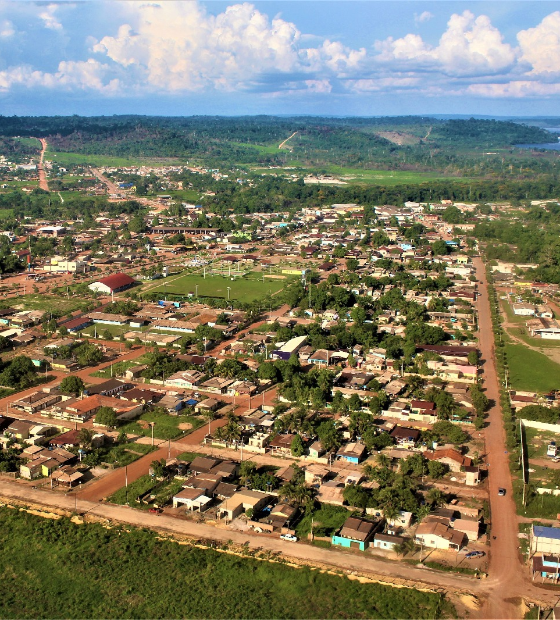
(120, 409), (203, 441)
(253, 165), (465, 186)
(14, 137), (41, 149)
(0, 294), (94, 315)
(0, 508), (453, 619)
(504, 342), (560, 392)
(46, 151), (186, 168)
(144, 272), (288, 301)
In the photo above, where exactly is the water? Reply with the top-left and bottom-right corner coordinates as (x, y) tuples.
(515, 127), (560, 151)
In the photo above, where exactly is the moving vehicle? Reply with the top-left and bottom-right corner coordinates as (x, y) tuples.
(280, 534), (298, 542)
(148, 507), (162, 514)
(498, 488), (506, 496)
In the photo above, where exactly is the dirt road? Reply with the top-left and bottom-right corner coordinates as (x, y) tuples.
(473, 257), (536, 618)
(37, 138), (48, 191)
(0, 479), (492, 599)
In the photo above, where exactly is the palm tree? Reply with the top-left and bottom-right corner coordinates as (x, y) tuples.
(426, 488), (446, 509)
(376, 453), (391, 469)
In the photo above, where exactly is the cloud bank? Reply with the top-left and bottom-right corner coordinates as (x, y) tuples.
(0, 1), (559, 104)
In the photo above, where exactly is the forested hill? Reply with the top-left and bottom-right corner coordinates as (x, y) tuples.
(0, 115), (555, 172)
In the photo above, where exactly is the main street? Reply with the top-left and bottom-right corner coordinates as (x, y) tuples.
(472, 257), (551, 618)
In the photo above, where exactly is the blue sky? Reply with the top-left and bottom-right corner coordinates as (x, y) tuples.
(0, 1), (559, 116)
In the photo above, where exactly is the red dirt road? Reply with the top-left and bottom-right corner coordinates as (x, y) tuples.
(472, 257), (549, 618)
(37, 138), (48, 191)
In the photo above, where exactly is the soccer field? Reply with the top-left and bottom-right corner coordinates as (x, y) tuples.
(145, 272), (289, 301)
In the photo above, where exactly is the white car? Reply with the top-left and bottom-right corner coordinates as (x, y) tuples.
(280, 534), (298, 542)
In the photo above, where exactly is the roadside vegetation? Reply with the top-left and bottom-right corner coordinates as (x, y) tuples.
(0, 508), (454, 619)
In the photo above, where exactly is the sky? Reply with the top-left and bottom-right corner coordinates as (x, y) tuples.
(0, 1), (560, 117)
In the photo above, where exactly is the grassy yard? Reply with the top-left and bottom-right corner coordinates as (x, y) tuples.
(525, 427), (560, 459)
(144, 271), (288, 302)
(504, 343), (560, 393)
(120, 409), (203, 441)
(0, 508), (454, 619)
(108, 473), (184, 507)
(295, 504), (351, 538)
(99, 442), (156, 468)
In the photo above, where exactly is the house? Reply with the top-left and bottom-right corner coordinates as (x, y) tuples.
(6, 419), (35, 440)
(336, 441), (367, 464)
(423, 448), (473, 473)
(189, 456), (223, 474)
(453, 518), (479, 542)
(166, 370), (204, 389)
(531, 525), (560, 554)
(332, 517), (378, 551)
(390, 426), (420, 449)
(49, 430), (81, 449)
(464, 466), (481, 486)
(219, 490), (270, 520)
(373, 532), (405, 551)
(532, 554), (560, 580)
(199, 377), (235, 395)
(269, 434), (296, 456)
(308, 440), (325, 459)
(415, 519), (466, 551)
(172, 487), (212, 511)
(86, 379), (132, 397)
(194, 398), (220, 414)
(50, 465), (84, 488)
(304, 464), (329, 486)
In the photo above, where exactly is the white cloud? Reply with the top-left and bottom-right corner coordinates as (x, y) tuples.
(39, 4), (62, 30)
(468, 81), (560, 98)
(376, 11), (516, 77)
(414, 11), (433, 25)
(92, 2), (304, 92)
(518, 12), (560, 75)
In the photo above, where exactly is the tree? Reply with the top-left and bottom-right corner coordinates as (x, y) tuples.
(239, 460), (257, 486)
(95, 406), (117, 429)
(290, 434), (305, 457)
(470, 384), (489, 417)
(467, 350), (479, 366)
(59, 375), (85, 396)
(346, 258), (359, 272)
(75, 342), (103, 366)
(151, 458), (167, 478)
(316, 420), (342, 453)
(426, 488), (446, 508)
(342, 484), (371, 509)
(427, 461), (449, 479)
(77, 428), (93, 450)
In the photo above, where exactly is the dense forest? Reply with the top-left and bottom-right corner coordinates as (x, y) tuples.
(0, 115), (556, 175)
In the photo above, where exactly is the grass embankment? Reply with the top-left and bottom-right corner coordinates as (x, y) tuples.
(504, 343), (560, 392)
(0, 508), (454, 619)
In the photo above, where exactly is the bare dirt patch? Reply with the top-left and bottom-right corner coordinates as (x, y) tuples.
(178, 422), (193, 431)
(377, 131), (420, 145)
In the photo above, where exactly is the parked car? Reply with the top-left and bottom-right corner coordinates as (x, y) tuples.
(280, 534), (298, 542)
(498, 488), (506, 496)
(148, 507), (162, 514)
(465, 551), (485, 559)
